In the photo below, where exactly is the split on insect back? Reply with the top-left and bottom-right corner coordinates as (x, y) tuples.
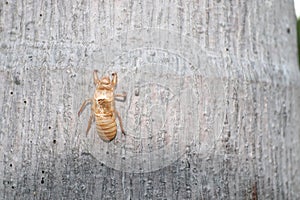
(78, 70), (127, 142)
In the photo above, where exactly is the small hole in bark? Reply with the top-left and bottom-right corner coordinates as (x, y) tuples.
(287, 28), (290, 34)
(106, 151), (109, 154)
(40, 14), (42, 16)
(11, 186), (14, 189)
(9, 164), (12, 167)
(53, 139), (56, 144)
(41, 178), (44, 184)
(42, 170), (45, 174)
(24, 100), (27, 104)
(10, 91), (13, 95)
(5, 2), (8, 5)
(226, 48), (229, 51)
(48, 126), (51, 130)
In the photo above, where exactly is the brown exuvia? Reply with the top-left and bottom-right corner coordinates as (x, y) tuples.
(78, 70), (126, 142)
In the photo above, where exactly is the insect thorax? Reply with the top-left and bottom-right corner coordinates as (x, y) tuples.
(94, 88), (114, 101)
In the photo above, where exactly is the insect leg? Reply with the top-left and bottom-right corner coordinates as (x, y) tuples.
(78, 99), (93, 117)
(93, 70), (99, 85)
(86, 114), (94, 135)
(114, 92), (127, 101)
(115, 111), (125, 134)
(115, 92), (126, 97)
(111, 72), (118, 87)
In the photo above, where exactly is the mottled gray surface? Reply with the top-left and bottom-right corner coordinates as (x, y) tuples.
(0, 0), (300, 199)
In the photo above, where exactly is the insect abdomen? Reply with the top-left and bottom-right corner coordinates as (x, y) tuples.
(95, 114), (117, 141)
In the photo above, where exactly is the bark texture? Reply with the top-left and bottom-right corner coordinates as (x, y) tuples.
(0, 0), (300, 199)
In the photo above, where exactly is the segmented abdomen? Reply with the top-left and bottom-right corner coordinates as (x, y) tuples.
(95, 114), (117, 141)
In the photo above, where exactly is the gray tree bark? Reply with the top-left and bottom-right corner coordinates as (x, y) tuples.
(0, 0), (299, 199)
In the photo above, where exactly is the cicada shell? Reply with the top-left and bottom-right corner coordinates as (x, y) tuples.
(78, 70), (126, 142)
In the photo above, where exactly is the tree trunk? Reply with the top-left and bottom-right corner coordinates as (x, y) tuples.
(0, 0), (299, 199)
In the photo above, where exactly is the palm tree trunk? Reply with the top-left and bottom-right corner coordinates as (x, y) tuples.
(0, 0), (299, 199)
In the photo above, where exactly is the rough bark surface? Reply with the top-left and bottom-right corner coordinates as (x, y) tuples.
(0, 0), (300, 199)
